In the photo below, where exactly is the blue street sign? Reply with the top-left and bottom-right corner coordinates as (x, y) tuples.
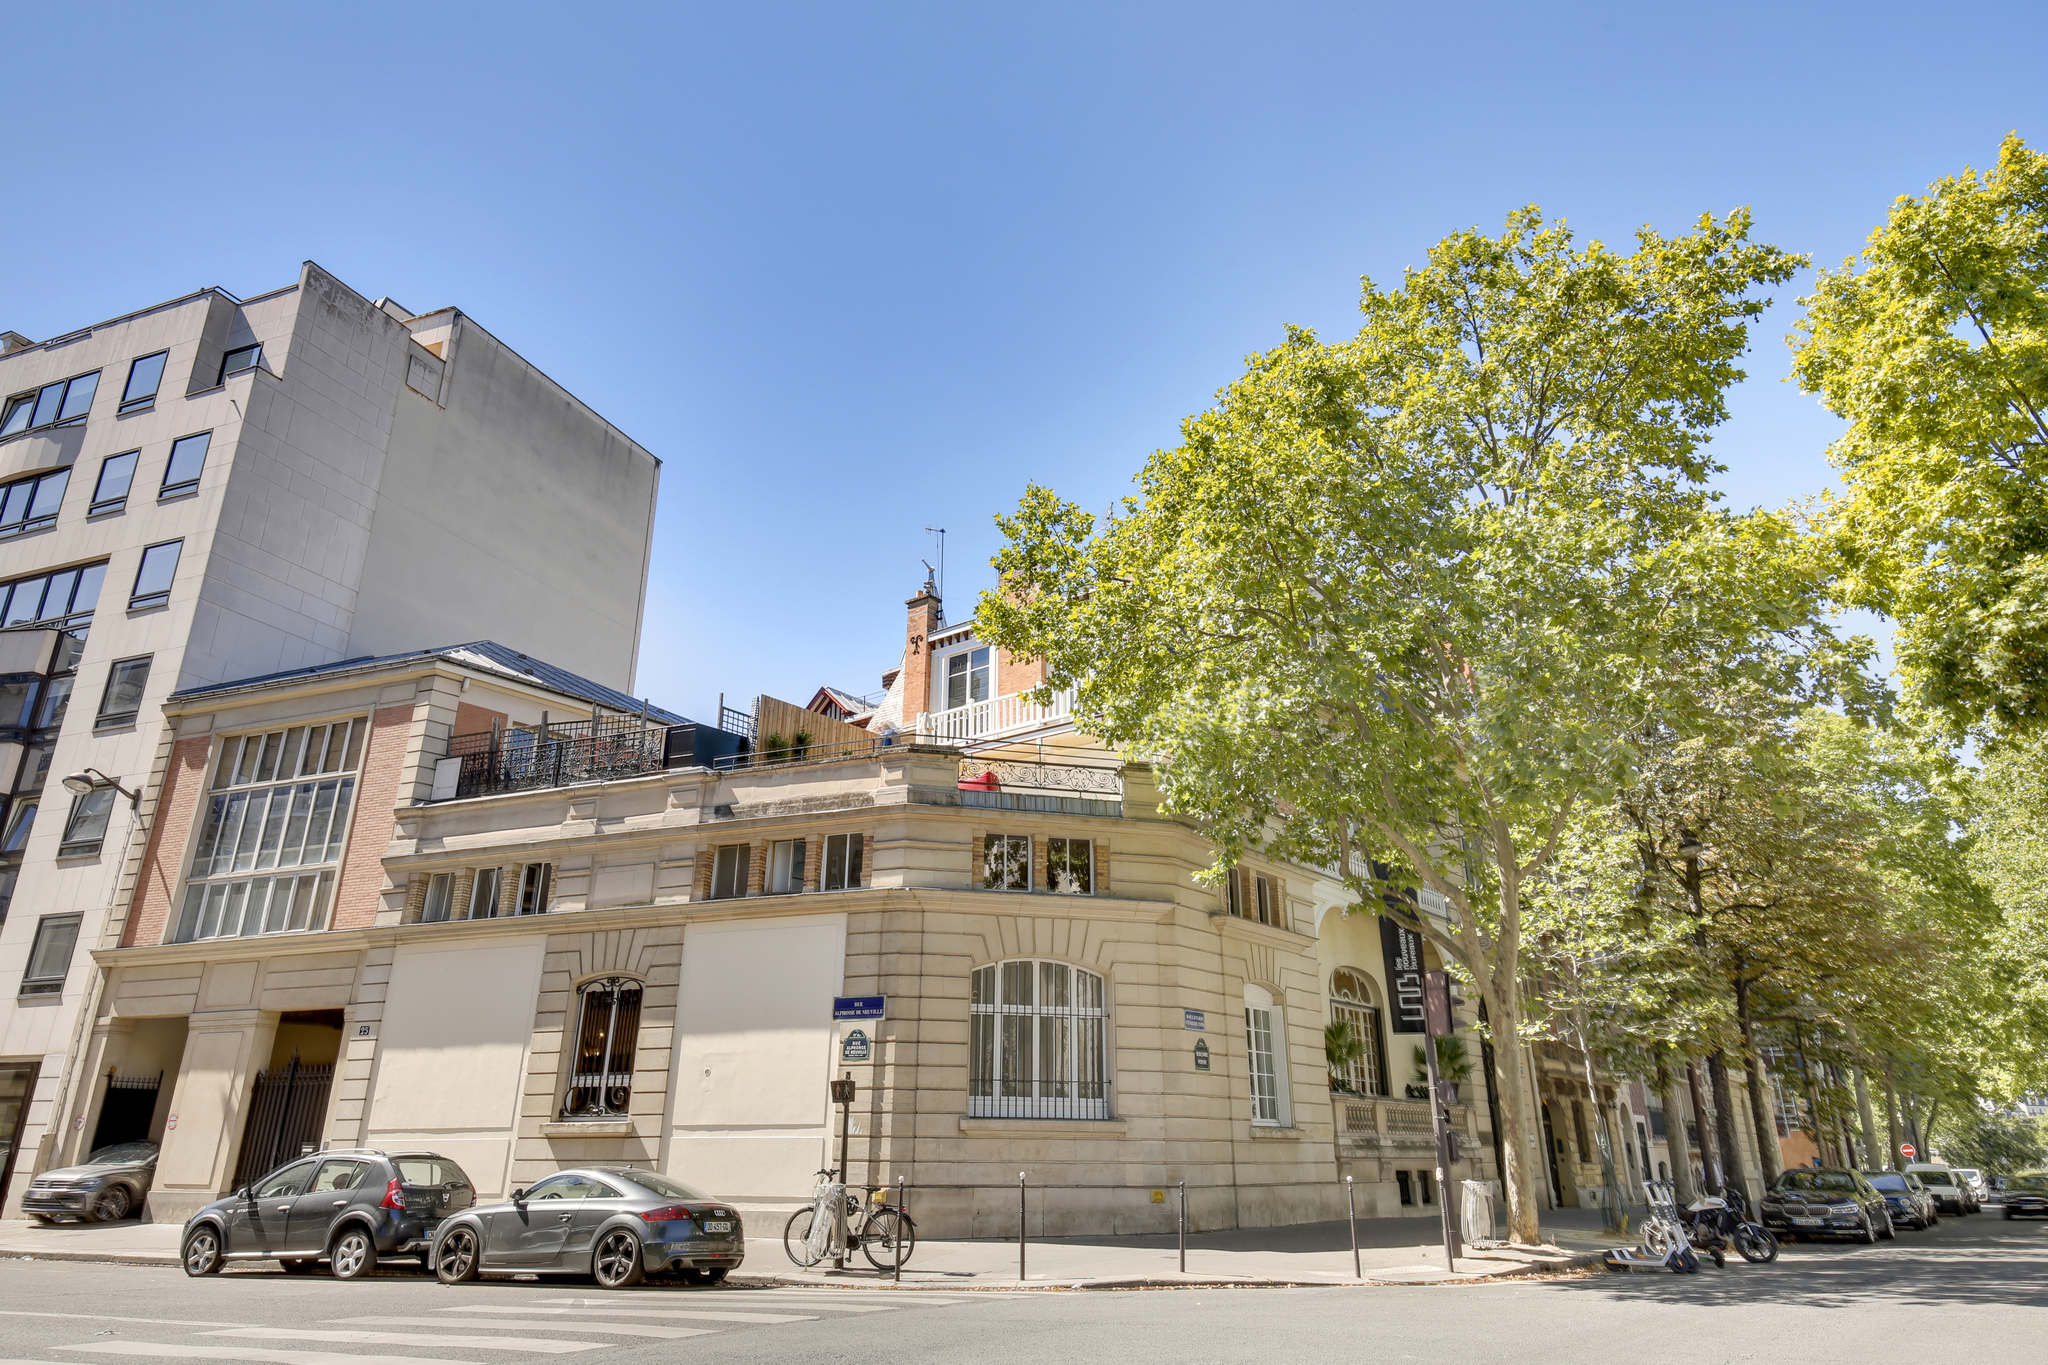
(833, 995), (886, 1020)
(1183, 1009), (1206, 1031)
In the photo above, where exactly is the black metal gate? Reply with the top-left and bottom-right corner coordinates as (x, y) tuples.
(90, 1071), (163, 1150)
(230, 1057), (333, 1189)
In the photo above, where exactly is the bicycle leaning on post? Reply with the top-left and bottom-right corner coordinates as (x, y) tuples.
(784, 1167), (917, 1271)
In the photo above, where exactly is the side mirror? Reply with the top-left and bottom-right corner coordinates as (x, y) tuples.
(238, 1186), (254, 1201)
(510, 1188), (526, 1203)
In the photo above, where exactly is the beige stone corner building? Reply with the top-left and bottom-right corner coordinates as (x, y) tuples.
(52, 589), (1503, 1235)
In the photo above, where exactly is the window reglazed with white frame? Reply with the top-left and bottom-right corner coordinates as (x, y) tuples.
(171, 718), (365, 943)
(1244, 983), (1291, 1126)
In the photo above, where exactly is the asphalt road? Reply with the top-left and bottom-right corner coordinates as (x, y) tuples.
(0, 1211), (2041, 1365)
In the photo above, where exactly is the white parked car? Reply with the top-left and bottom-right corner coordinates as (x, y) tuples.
(1904, 1162), (1974, 1215)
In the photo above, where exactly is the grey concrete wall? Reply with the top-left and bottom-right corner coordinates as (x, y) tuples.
(352, 312), (657, 693)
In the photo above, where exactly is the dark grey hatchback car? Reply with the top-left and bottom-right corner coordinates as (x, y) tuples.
(182, 1150), (474, 1279)
(431, 1166), (744, 1289)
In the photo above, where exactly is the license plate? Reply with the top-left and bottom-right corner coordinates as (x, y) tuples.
(1793, 1217), (1822, 1227)
(703, 1220), (733, 1233)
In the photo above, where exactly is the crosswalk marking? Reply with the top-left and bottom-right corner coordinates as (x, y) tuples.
(448, 1305), (818, 1325)
(57, 1345), (472, 1365)
(336, 1315), (715, 1340)
(0, 1313), (237, 1328)
(203, 1327), (599, 1354)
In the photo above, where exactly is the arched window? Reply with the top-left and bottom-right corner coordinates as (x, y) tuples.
(561, 977), (642, 1119)
(1327, 968), (1389, 1097)
(970, 961), (1109, 1119)
(1244, 983), (1291, 1127)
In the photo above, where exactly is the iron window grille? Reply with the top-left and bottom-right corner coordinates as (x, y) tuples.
(1045, 837), (1093, 894)
(562, 976), (642, 1119)
(119, 352), (166, 413)
(95, 655), (150, 727)
(90, 451), (137, 515)
(21, 912), (82, 996)
(969, 960), (1110, 1120)
(983, 833), (1030, 890)
(1, 370), (99, 438)
(171, 718), (364, 943)
(159, 432), (210, 499)
(821, 832), (863, 890)
(0, 469), (69, 539)
(1328, 967), (1389, 1096)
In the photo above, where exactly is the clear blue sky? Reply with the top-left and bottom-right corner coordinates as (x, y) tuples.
(5, 3), (2043, 715)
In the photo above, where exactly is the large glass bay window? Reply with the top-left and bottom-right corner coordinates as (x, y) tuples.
(171, 718), (365, 942)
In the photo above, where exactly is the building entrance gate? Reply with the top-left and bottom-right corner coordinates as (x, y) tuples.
(231, 1057), (333, 1189)
(90, 1071), (163, 1150)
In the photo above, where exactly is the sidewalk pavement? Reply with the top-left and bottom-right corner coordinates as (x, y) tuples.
(0, 1208), (1624, 1287)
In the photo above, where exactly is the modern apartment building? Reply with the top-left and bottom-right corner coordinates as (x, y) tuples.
(51, 580), (1502, 1236)
(0, 265), (660, 1211)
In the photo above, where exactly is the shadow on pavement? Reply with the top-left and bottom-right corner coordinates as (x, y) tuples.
(1557, 1218), (2048, 1310)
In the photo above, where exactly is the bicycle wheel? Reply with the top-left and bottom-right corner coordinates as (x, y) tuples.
(861, 1209), (915, 1272)
(784, 1206), (826, 1268)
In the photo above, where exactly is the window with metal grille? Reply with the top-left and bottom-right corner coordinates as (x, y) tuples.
(821, 832), (862, 890)
(170, 717), (364, 943)
(982, 833), (1029, 890)
(1327, 967), (1389, 1096)
(562, 977), (642, 1119)
(1244, 983), (1289, 1126)
(969, 960), (1109, 1119)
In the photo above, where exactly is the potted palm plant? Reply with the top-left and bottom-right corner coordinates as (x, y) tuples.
(1409, 1036), (1472, 1104)
(1325, 1020), (1366, 1093)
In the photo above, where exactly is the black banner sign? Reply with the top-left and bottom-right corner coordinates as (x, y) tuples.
(1381, 916), (1427, 1033)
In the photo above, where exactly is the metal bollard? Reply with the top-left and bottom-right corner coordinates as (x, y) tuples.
(1178, 1181), (1187, 1275)
(1018, 1173), (1028, 1282)
(1346, 1175), (1360, 1280)
(895, 1176), (906, 1285)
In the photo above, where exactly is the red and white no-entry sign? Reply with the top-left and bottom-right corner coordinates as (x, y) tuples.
(1901, 1143), (1916, 1158)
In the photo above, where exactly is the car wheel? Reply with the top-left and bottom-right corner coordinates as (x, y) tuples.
(1858, 1214), (1879, 1245)
(182, 1225), (224, 1276)
(2005, 1209), (2015, 1221)
(1878, 1211), (1897, 1241)
(88, 1186), (133, 1223)
(436, 1226), (482, 1284)
(328, 1226), (378, 1281)
(592, 1228), (645, 1289)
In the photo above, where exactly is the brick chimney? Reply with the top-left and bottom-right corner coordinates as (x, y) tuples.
(900, 573), (944, 731)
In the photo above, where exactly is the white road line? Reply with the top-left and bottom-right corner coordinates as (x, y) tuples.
(0, 1313), (236, 1328)
(444, 1304), (818, 1325)
(205, 1326), (599, 1354)
(57, 1344), (476, 1365)
(336, 1315), (714, 1340)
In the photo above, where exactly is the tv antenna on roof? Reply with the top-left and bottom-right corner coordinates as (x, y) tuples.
(925, 526), (947, 604)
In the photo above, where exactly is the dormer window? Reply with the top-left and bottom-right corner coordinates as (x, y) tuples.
(944, 647), (991, 709)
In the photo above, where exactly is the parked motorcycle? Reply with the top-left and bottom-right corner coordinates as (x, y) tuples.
(1683, 1186), (1779, 1264)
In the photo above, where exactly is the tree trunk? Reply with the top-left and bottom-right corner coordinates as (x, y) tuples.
(1686, 1061), (1722, 1193)
(1655, 1056), (1698, 1203)
(1853, 1069), (1882, 1169)
(1792, 1023), (1827, 1165)
(1482, 983), (1544, 1244)
(1880, 1060), (1903, 1170)
(1706, 1050), (1754, 1200)
(1732, 979), (1781, 1183)
(1925, 1099), (1943, 1157)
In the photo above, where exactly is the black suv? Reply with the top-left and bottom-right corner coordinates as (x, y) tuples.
(182, 1150), (474, 1279)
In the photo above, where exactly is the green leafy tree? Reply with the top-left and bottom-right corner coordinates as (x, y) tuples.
(1939, 1107), (2048, 1173)
(1964, 728), (2048, 1100)
(977, 207), (1801, 1242)
(1792, 134), (2048, 744)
